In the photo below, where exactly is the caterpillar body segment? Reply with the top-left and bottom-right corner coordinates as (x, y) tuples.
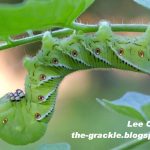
(110, 33), (150, 74)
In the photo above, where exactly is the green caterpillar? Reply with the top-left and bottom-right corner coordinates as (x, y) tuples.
(0, 22), (150, 145)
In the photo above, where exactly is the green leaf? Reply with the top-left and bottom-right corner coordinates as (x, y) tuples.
(133, 0), (150, 9)
(97, 92), (150, 122)
(38, 143), (71, 150)
(0, 0), (94, 39)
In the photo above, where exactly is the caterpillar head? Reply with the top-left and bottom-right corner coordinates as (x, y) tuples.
(0, 90), (47, 145)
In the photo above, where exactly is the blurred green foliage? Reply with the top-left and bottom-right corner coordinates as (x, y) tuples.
(0, 0), (94, 39)
(98, 92), (150, 122)
(38, 143), (70, 150)
(133, 0), (150, 11)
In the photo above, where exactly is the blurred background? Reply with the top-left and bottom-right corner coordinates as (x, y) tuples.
(1, 0), (150, 149)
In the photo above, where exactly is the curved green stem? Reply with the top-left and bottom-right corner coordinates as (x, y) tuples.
(111, 24), (148, 32)
(112, 136), (149, 150)
(0, 23), (148, 51)
(71, 22), (148, 32)
(0, 28), (73, 51)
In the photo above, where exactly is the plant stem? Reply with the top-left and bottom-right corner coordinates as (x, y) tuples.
(112, 136), (149, 150)
(0, 28), (73, 51)
(0, 23), (148, 51)
(71, 22), (148, 32)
